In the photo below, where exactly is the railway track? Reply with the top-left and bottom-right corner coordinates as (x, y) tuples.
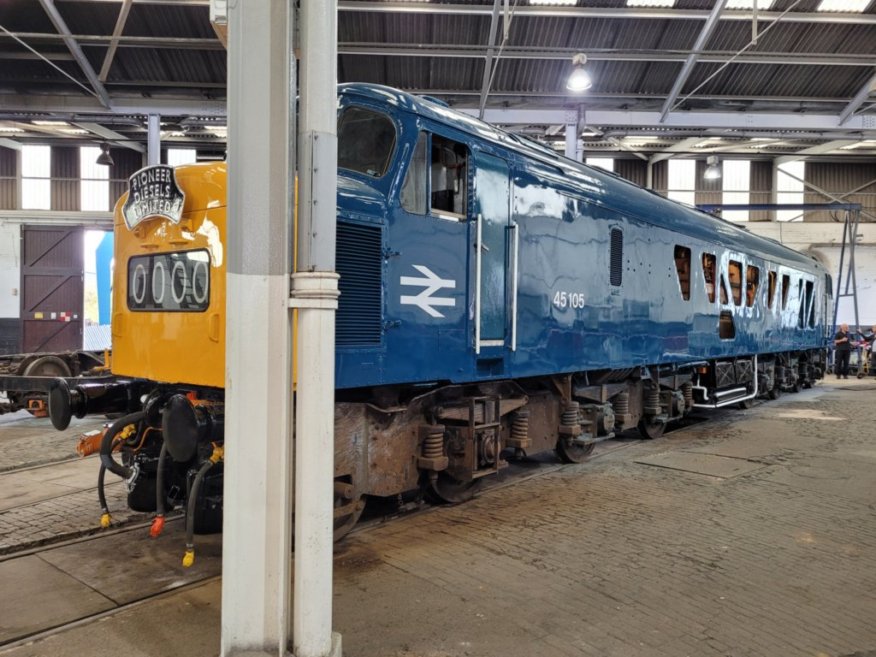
(0, 411), (718, 649)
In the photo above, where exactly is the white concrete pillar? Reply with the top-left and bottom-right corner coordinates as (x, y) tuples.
(147, 114), (160, 166)
(291, 0), (341, 656)
(770, 158), (779, 223)
(221, 1), (295, 656)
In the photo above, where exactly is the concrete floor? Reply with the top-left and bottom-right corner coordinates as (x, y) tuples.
(1, 377), (875, 657)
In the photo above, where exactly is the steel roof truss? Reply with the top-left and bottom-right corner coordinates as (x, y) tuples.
(37, 0), (112, 108)
(98, 0), (133, 83)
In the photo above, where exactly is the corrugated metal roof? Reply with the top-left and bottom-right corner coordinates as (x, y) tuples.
(0, 0), (874, 153)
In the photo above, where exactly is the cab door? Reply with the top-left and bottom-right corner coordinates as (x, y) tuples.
(473, 151), (513, 354)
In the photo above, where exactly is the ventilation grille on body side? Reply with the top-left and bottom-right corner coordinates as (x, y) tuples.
(336, 222), (383, 346)
(609, 228), (623, 287)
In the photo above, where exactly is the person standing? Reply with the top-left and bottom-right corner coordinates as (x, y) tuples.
(863, 325), (876, 375)
(834, 323), (852, 380)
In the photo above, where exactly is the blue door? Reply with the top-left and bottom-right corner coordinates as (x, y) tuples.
(474, 152), (512, 353)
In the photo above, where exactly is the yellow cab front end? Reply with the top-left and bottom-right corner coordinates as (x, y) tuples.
(111, 162), (227, 388)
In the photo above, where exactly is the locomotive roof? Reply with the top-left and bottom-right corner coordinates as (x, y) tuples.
(338, 83), (826, 276)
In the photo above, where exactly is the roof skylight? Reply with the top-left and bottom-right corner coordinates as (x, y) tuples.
(725, 0), (776, 9)
(840, 140), (876, 150)
(627, 0), (676, 6)
(816, 0), (871, 11)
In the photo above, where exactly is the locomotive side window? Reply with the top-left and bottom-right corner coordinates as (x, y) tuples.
(674, 245), (691, 300)
(797, 279), (805, 328)
(337, 106), (397, 179)
(767, 271), (777, 309)
(728, 260), (743, 306)
(720, 276), (729, 305)
(805, 280), (815, 327)
(609, 228), (623, 286)
(400, 131), (427, 214)
(431, 135), (468, 218)
(781, 274), (790, 309)
(702, 253), (716, 303)
(746, 265), (759, 307)
(128, 249), (210, 312)
(719, 311), (736, 339)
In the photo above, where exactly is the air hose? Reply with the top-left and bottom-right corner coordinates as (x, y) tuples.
(99, 411), (146, 479)
(182, 443), (224, 568)
(97, 434), (125, 528)
(97, 465), (111, 528)
(149, 442), (169, 538)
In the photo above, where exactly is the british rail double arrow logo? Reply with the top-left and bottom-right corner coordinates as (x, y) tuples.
(400, 265), (456, 318)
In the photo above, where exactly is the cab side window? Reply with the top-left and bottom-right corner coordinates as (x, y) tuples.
(400, 132), (427, 214)
(431, 135), (468, 218)
(401, 131), (469, 220)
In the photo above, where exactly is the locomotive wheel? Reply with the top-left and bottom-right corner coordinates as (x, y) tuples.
(767, 386), (781, 400)
(637, 418), (666, 440)
(737, 398), (754, 410)
(333, 495), (366, 542)
(428, 472), (481, 504)
(23, 355), (72, 378)
(555, 437), (595, 464)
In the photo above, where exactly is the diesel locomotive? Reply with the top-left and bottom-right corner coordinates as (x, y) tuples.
(48, 83), (829, 557)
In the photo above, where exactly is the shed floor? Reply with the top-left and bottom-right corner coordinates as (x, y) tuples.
(2, 377), (875, 657)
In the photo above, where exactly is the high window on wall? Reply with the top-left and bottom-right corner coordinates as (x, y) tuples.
(585, 157), (614, 172)
(722, 160), (750, 222)
(166, 148), (197, 166)
(777, 161), (805, 222)
(22, 145), (51, 210)
(80, 147), (109, 212)
(667, 160), (696, 207)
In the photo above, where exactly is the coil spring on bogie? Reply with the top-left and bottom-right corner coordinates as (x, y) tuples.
(613, 392), (629, 415)
(423, 426), (444, 459)
(511, 410), (530, 442)
(644, 386), (661, 415)
(562, 401), (580, 427)
(682, 382), (693, 408)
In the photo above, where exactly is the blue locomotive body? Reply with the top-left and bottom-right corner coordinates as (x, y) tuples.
(333, 83), (830, 391)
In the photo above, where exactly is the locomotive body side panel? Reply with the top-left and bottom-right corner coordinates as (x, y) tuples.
(333, 84), (830, 391)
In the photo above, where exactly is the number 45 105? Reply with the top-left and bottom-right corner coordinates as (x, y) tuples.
(552, 291), (586, 309)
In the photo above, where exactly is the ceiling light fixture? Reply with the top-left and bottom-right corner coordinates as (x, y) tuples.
(96, 143), (114, 167)
(704, 155), (722, 180)
(566, 53), (592, 93)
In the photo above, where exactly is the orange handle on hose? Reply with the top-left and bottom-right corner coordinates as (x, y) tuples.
(77, 428), (115, 457)
(149, 515), (166, 538)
